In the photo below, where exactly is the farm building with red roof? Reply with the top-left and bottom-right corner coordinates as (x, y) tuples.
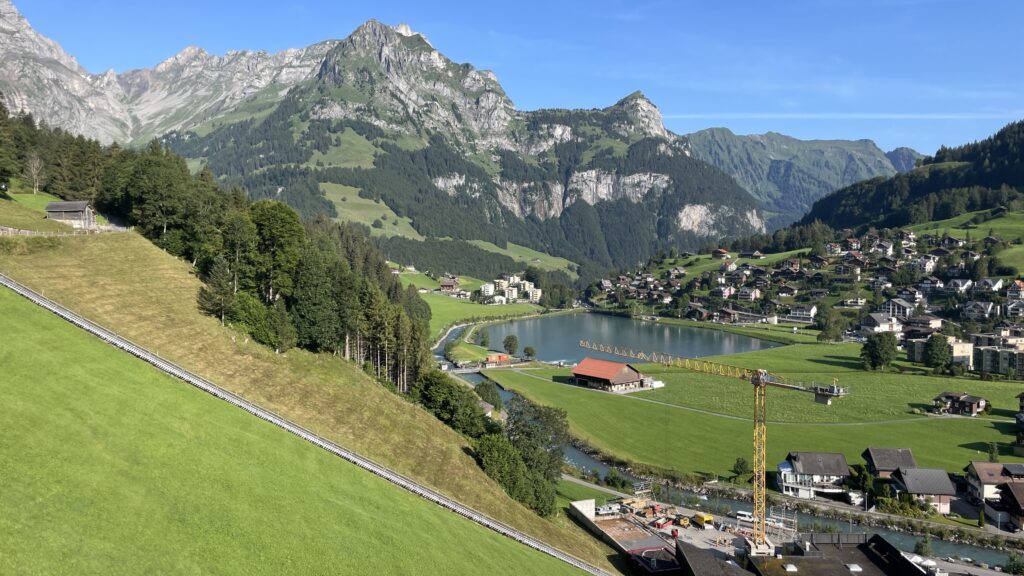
(572, 357), (646, 392)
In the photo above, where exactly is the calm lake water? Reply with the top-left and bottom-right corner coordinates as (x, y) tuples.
(480, 312), (780, 364)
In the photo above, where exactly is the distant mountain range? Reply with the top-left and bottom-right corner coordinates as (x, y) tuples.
(685, 129), (920, 229)
(801, 120), (1024, 231)
(0, 0), (919, 270)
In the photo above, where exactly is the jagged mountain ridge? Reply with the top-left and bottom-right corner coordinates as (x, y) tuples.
(0, 0), (337, 143)
(685, 127), (918, 229)
(161, 19), (767, 271)
(1, 0), (920, 270)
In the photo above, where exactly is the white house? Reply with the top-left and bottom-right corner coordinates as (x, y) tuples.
(777, 452), (850, 500)
(504, 286), (519, 301)
(481, 283), (495, 297)
(789, 304), (818, 322)
(862, 313), (903, 336)
(974, 278), (1005, 293)
(878, 298), (916, 319)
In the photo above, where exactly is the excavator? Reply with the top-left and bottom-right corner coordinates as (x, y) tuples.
(578, 340), (849, 554)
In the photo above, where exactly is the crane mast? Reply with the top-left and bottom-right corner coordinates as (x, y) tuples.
(751, 370), (771, 553)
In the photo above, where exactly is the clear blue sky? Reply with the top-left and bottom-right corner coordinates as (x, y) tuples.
(16, 0), (1024, 153)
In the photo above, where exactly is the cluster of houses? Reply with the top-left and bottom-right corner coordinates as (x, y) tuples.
(777, 448), (957, 514)
(779, 395), (1024, 529)
(478, 273), (543, 305)
(598, 228), (1024, 378)
(427, 273), (543, 304)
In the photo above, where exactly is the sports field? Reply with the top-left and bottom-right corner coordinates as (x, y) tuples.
(0, 288), (581, 575)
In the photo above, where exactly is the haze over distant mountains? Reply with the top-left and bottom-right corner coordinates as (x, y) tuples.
(0, 0), (921, 267)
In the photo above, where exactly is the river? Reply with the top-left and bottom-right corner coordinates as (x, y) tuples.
(436, 316), (1011, 568)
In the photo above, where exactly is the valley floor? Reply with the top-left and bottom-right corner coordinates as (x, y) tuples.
(483, 341), (1023, 477)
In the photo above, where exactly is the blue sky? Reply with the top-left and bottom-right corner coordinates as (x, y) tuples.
(16, 0), (1024, 153)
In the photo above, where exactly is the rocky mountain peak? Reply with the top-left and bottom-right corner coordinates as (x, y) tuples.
(0, 0), (83, 73)
(612, 90), (670, 140)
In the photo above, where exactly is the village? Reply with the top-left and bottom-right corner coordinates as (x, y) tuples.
(598, 228), (1024, 380)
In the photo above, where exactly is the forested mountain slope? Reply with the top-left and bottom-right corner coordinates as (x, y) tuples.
(685, 128), (916, 229)
(801, 120), (1024, 231)
(162, 21), (766, 272)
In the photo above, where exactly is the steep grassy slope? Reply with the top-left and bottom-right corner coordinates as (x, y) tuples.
(0, 195), (70, 232)
(0, 233), (617, 571)
(0, 288), (582, 575)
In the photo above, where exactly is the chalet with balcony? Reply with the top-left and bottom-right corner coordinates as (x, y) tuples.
(965, 461), (1024, 502)
(777, 452), (850, 500)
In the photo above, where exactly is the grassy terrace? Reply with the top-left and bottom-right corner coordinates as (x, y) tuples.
(484, 341), (1024, 478)
(0, 233), (616, 572)
(321, 183), (423, 239)
(421, 293), (541, 338)
(468, 240), (579, 278)
(0, 289), (582, 575)
(0, 193), (71, 232)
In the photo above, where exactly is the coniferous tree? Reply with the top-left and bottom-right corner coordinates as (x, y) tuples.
(291, 247), (340, 351)
(269, 300), (297, 353)
(197, 256), (235, 325)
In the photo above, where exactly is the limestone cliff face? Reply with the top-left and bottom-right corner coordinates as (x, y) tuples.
(566, 170), (671, 207)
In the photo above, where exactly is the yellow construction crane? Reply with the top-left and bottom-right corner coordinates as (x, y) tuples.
(578, 341), (849, 554)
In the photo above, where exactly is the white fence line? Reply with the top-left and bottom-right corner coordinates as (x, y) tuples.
(0, 225), (130, 237)
(0, 273), (610, 576)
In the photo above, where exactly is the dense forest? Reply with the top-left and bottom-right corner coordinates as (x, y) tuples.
(801, 121), (1024, 231)
(0, 99), (566, 516)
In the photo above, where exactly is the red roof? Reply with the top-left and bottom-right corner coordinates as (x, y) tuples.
(572, 357), (641, 382)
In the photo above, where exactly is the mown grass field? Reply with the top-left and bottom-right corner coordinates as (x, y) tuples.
(0, 288), (582, 575)
(0, 233), (616, 571)
(306, 128), (377, 169)
(635, 343), (1024, 423)
(485, 367), (1019, 478)
(655, 318), (821, 345)
(468, 240), (579, 278)
(421, 292), (542, 338)
(321, 183), (423, 239)
(0, 194), (70, 232)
